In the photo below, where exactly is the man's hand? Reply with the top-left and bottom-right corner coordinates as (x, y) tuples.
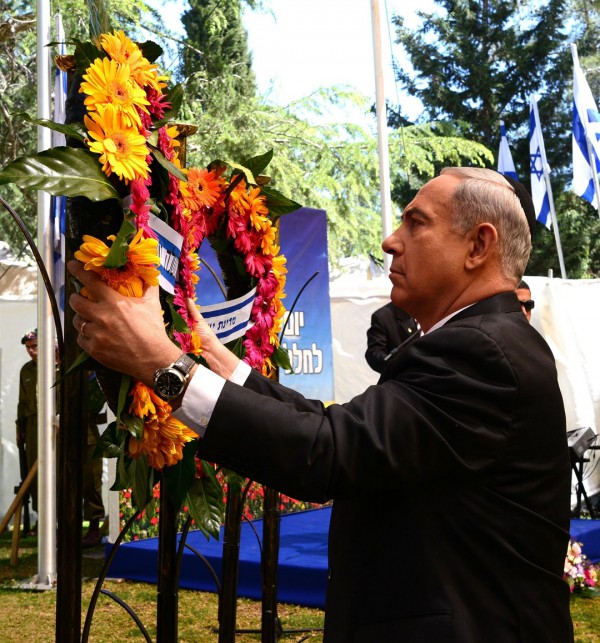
(68, 260), (181, 386)
(185, 298), (241, 379)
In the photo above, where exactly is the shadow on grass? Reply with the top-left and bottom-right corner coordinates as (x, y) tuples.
(0, 531), (105, 585)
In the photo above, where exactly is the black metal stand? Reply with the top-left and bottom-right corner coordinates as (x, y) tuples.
(56, 236), (86, 643)
(219, 484), (244, 642)
(157, 481), (179, 642)
(261, 487), (283, 642)
(571, 447), (600, 519)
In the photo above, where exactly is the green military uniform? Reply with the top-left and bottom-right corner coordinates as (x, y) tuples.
(16, 359), (38, 511)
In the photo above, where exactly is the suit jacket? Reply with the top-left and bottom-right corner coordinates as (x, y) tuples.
(200, 292), (573, 642)
(365, 302), (419, 373)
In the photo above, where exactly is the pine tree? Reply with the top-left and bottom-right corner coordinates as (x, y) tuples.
(392, 0), (570, 183)
(180, 0), (256, 99)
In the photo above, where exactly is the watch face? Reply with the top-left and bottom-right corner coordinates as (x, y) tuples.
(155, 369), (185, 399)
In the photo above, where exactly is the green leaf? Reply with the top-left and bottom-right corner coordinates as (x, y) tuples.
(233, 253), (246, 278)
(207, 159), (227, 174)
(150, 146), (187, 182)
(273, 345), (292, 372)
(103, 216), (137, 268)
(226, 161), (256, 185)
(121, 413), (144, 440)
(137, 40), (163, 63)
(185, 464), (225, 540)
(115, 374), (132, 426)
(162, 440), (198, 510)
(224, 469), (246, 496)
(111, 447), (134, 491)
(73, 38), (104, 70)
(62, 350), (91, 378)
(131, 454), (153, 509)
(93, 421), (125, 459)
(260, 186), (302, 218)
(166, 298), (191, 334)
(240, 150), (273, 178)
(12, 113), (86, 142)
(0, 147), (121, 201)
(209, 235), (232, 254)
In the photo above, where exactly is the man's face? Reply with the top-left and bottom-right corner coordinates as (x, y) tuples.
(515, 287), (533, 322)
(24, 339), (38, 363)
(382, 174), (470, 329)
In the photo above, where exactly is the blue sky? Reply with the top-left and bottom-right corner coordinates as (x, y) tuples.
(153, 0), (435, 122)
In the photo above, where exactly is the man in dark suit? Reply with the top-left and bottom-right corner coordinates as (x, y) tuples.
(69, 167), (573, 641)
(365, 301), (418, 373)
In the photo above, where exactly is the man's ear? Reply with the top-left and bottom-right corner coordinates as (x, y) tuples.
(465, 223), (499, 271)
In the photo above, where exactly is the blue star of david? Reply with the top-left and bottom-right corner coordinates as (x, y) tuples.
(530, 148), (544, 180)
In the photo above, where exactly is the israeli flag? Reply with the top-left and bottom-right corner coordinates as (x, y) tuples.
(201, 288), (257, 343)
(572, 43), (600, 210)
(529, 98), (552, 229)
(147, 213), (184, 295)
(51, 13), (68, 322)
(497, 121), (518, 180)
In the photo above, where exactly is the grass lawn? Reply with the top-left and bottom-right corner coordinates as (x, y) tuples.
(1, 532), (598, 642)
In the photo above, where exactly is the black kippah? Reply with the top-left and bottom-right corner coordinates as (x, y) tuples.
(501, 175), (536, 239)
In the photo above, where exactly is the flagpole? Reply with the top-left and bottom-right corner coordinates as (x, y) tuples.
(531, 100), (567, 279)
(370, 0), (393, 274)
(571, 43), (600, 214)
(35, 0), (57, 589)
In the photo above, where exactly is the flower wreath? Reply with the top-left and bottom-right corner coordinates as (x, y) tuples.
(0, 28), (299, 537)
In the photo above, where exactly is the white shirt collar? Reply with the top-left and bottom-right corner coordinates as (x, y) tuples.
(425, 303), (475, 334)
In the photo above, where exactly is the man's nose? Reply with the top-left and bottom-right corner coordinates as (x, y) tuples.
(382, 229), (402, 256)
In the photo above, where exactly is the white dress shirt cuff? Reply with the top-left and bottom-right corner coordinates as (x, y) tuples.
(230, 360), (252, 385)
(172, 360), (252, 437)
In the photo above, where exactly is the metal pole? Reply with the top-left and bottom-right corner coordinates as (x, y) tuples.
(370, 0), (394, 273)
(36, 0), (57, 590)
(531, 99), (567, 279)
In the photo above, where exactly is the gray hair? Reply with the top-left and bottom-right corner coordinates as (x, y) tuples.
(440, 167), (532, 283)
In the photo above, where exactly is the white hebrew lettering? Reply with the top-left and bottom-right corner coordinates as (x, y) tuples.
(283, 310), (305, 337)
(281, 341), (323, 374)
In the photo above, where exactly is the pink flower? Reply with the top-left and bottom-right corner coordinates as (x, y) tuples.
(146, 86), (171, 119)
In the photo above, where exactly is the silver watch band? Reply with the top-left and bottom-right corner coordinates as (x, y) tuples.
(172, 353), (196, 376)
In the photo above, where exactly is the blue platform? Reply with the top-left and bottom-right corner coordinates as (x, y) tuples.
(570, 519), (600, 562)
(106, 508), (600, 608)
(107, 506), (331, 608)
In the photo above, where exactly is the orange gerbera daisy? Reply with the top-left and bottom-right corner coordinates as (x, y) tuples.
(246, 186), (270, 232)
(100, 30), (168, 92)
(226, 178), (250, 219)
(129, 381), (159, 418)
(74, 228), (160, 297)
(80, 56), (149, 128)
(128, 401), (197, 470)
(180, 167), (226, 211)
(259, 221), (277, 255)
(84, 105), (150, 183)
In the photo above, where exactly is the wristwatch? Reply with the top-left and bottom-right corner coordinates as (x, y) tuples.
(152, 354), (196, 401)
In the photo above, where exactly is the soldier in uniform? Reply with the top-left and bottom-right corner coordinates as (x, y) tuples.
(16, 329), (39, 530)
